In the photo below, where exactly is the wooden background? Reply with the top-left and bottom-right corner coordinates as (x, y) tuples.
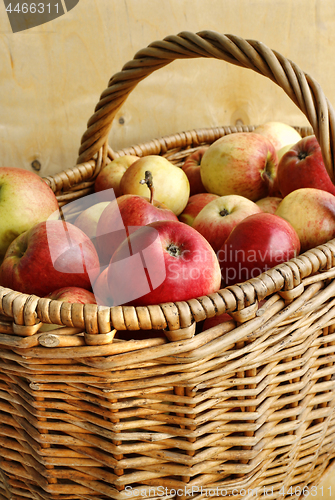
(0, 0), (335, 176)
(1, 0), (335, 495)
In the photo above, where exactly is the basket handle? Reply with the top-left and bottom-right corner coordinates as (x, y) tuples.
(77, 30), (335, 181)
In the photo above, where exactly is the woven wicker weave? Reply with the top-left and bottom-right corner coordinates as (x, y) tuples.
(1, 31), (335, 500)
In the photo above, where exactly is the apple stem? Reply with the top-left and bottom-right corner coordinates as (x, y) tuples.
(139, 170), (155, 204)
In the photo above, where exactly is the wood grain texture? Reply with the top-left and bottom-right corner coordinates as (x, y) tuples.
(0, 0), (335, 176)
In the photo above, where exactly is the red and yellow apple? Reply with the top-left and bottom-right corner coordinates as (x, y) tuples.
(200, 132), (278, 201)
(0, 167), (59, 260)
(255, 196), (282, 214)
(0, 220), (100, 296)
(182, 147), (208, 196)
(275, 187), (335, 252)
(106, 219), (221, 307)
(39, 286), (97, 332)
(179, 193), (219, 226)
(96, 194), (178, 267)
(192, 195), (262, 253)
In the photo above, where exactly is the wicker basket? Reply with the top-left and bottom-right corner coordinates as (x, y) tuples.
(1, 31), (335, 500)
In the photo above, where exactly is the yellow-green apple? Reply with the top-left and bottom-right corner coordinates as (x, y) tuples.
(254, 121), (302, 151)
(179, 193), (219, 226)
(39, 286), (97, 332)
(120, 155), (190, 215)
(200, 133), (278, 201)
(182, 147), (208, 195)
(96, 193), (178, 267)
(74, 201), (110, 245)
(277, 143), (295, 163)
(276, 135), (335, 197)
(218, 212), (300, 286)
(192, 195), (262, 253)
(94, 155), (139, 197)
(275, 187), (335, 252)
(255, 196), (282, 214)
(0, 220), (100, 296)
(0, 167), (59, 261)
(106, 219), (221, 307)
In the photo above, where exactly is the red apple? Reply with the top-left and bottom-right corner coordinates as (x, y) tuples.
(45, 286), (97, 304)
(106, 219), (221, 307)
(179, 193), (219, 226)
(200, 133), (278, 201)
(39, 286), (97, 332)
(92, 267), (113, 306)
(94, 155), (140, 197)
(0, 167), (59, 260)
(182, 147), (208, 195)
(202, 312), (235, 331)
(255, 196), (282, 214)
(96, 193), (178, 267)
(192, 195), (262, 253)
(277, 135), (335, 197)
(218, 212), (300, 286)
(0, 220), (100, 296)
(275, 187), (335, 252)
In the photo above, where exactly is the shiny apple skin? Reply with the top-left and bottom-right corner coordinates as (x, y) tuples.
(277, 135), (335, 197)
(218, 212), (300, 286)
(0, 220), (100, 296)
(276, 187), (335, 252)
(107, 219), (221, 307)
(96, 194), (178, 266)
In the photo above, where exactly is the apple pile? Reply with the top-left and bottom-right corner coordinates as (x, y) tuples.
(0, 121), (335, 334)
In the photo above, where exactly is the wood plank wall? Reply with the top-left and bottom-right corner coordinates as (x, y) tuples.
(0, 0), (334, 177)
(0, 1), (335, 496)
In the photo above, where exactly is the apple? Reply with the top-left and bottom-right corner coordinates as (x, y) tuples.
(275, 187), (335, 252)
(96, 187), (179, 267)
(45, 286), (97, 304)
(182, 147), (208, 195)
(179, 193), (219, 226)
(39, 286), (97, 332)
(0, 167), (59, 261)
(200, 132), (278, 201)
(120, 155), (190, 215)
(192, 195), (262, 253)
(276, 135), (335, 197)
(94, 155), (140, 197)
(0, 220), (100, 297)
(277, 143), (295, 163)
(106, 219), (221, 307)
(253, 121), (302, 151)
(74, 201), (110, 242)
(218, 212), (300, 286)
(255, 196), (282, 214)
(92, 267), (112, 306)
(202, 312), (235, 331)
